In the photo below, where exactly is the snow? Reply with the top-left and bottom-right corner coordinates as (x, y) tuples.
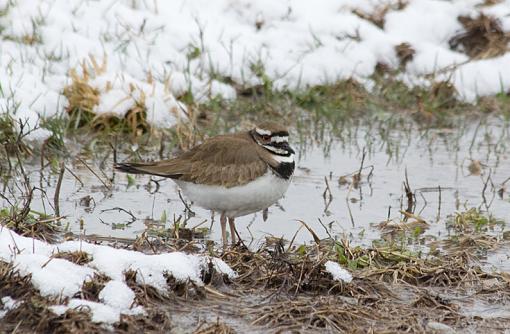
(0, 226), (236, 325)
(14, 254), (95, 297)
(0, 296), (20, 319)
(325, 260), (353, 283)
(1, 0), (509, 137)
(50, 298), (145, 324)
(99, 281), (136, 310)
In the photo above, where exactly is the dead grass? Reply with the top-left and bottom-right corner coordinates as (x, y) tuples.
(193, 318), (235, 334)
(0, 260), (103, 333)
(54, 251), (92, 265)
(1, 224), (509, 333)
(0, 113), (32, 156)
(79, 273), (110, 302)
(124, 92), (150, 137)
(0, 210), (61, 243)
(352, 0), (408, 29)
(395, 42), (415, 69)
(62, 59), (151, 137)
(210, 237), (509, 332)
(220, 236), (509, 297)
(63, 67), (100, 129)
(246, 293), (462, 333)
(115, 309), (173, 333)
(446, 208), (505, 234)
(362, 253), (505, 288)
(449, 13), (510, 59)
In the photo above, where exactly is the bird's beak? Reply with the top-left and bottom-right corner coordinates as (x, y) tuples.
(279, 142), (295, 154)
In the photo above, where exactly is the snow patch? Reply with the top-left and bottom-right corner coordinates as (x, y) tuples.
(0, 226), (236, 324)
(50, 298), (145, 325)
(99, 281), (135, 310)
(0, 296), (21, 319)
(0, 0), (509, 135)
(325, 261), (353, 283)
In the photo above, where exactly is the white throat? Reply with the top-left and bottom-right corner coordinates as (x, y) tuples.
(273, 153), (294, 163)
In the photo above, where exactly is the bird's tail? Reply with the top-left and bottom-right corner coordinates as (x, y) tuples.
(113, 162), (150, 175)
(114, 161), (184, 178)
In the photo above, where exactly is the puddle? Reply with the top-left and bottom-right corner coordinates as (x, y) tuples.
(459, 298), (510, 319)
(483, 245), (510, 273)
(4, 118), (510, 262)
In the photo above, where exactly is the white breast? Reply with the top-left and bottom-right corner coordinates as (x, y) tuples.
(174, 171), (291, 218)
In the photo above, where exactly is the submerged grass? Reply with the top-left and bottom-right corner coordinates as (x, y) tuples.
(447, 207), (505, 234)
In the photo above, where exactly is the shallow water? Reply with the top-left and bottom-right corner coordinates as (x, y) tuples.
(5, 118), (510, 259)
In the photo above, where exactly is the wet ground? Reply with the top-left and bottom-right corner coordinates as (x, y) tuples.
(16, 117), (508, 249)
(2, 116), (510, 333)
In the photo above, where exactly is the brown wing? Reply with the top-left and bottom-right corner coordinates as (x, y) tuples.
(115, 134), (268, 188)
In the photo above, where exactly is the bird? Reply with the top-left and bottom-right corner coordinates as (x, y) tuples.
(114, 122), (295, 247)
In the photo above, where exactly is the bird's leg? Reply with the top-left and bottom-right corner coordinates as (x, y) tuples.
(228, 217), (236, 246)
(220, 212), (227, 249)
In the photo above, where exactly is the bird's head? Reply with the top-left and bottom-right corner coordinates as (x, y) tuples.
(250, 122), (294, 156)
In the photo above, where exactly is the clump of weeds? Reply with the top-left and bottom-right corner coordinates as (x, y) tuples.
(446, 207), (505, 234)
(449, 13), (510, 59)
(0, 261), (103, 333)
(62, 57), (151, 138)
(62, 64), (101, 129)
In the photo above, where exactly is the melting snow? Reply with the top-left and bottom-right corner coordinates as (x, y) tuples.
(0, 296), (21, 319)
(325, 260), (353, 283)
(0, 226), (236, 324)
(0, 0), (509, 138)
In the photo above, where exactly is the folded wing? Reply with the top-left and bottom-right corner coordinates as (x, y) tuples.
(114, 135), (268, 188)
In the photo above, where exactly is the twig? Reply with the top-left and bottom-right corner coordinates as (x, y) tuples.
(322, 176), (332, 199)
(346, 183), (356, 227)
(286, 225), (304, 252)
(501, 176), (510, 186)
(54, 161), (65, 217)
(353, 147), (366, 187)
(76, 156), (111, 190)
(403, 168), (414, 215)
(317, 218), (333, 239)
(65, 166), (84, 187)
(110, 140), (118, 164)
(178, 189), (195, 216)
(481, 169), (494, 210)
(100, 207), (137, 224)
(322, 177), (333, 213)
(296, 220), (320, 244)
(436, 185), (442, 221)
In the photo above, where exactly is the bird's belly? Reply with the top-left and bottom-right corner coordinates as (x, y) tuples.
(175, 172), (291, 218)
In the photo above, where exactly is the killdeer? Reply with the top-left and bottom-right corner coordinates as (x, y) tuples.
(114, 122), (295, 247)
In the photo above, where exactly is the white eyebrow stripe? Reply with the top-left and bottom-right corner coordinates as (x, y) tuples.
(255, 128), (271, 136)
(271, 136), (288, 143)
(273, 153), (294, 163)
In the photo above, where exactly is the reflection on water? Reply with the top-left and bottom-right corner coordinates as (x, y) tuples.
(4, 117), (510, 262)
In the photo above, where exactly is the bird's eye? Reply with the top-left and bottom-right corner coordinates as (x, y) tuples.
(262, 135), (271, 141)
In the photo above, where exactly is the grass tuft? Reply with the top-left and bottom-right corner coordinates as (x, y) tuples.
(54, 251), (92, 266)
(63, 68), (100, 129)
(0, 207), (60, 243)
(449, 13), (510, 59)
